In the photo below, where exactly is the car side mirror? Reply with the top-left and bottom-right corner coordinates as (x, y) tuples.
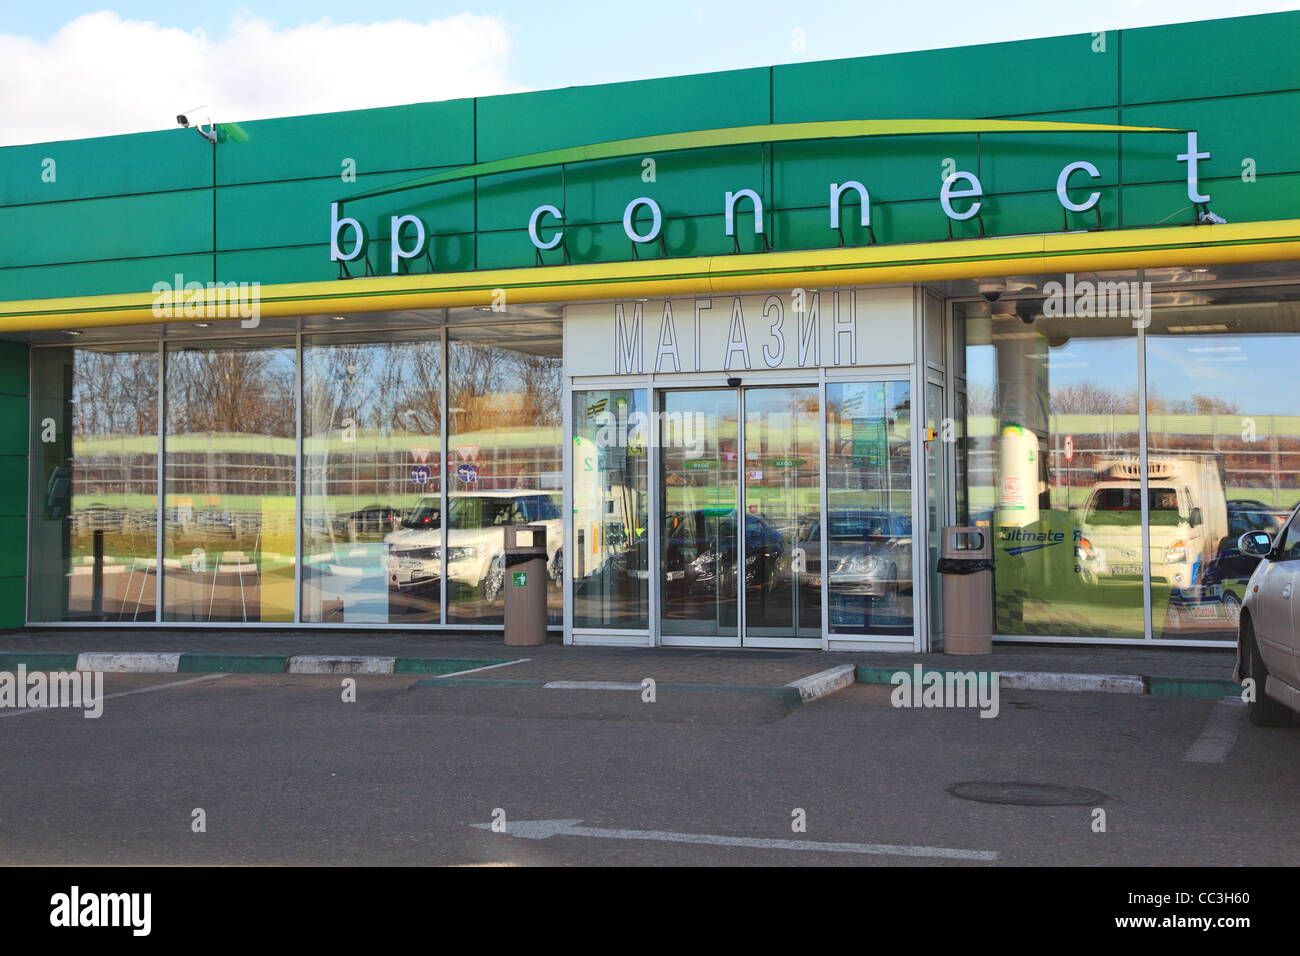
(1239, 530), (1272, 557)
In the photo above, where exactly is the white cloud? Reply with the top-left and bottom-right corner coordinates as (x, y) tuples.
(0, 10), (521, 146)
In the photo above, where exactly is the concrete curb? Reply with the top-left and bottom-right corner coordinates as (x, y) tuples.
(854, 664), (1240, 699)
(0, 652), (1244, 701)
(0, 652), (512, 677)
(787, 664), (857, 702)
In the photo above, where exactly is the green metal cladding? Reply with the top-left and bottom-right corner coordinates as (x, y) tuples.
(1, 11), (1298, 301)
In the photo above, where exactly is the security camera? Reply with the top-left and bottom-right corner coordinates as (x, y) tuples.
(979, 281), (1004, 303)
(727, 377), (742, 387)
(176, 114), (189, 128)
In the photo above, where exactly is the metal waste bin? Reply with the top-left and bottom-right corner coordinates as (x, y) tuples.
(504, 524), (548, 646)
(938, 526), (994, 655)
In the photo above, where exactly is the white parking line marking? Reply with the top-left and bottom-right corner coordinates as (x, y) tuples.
(543, 680), (643, 691)
(1183, 699), (1244, 763)
(0, 673), (229, 718)
(473, 818), (997, 860)
(428, 658), (530, 679)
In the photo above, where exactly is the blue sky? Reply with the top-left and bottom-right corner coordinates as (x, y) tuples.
(9, 1), (1300, 98)
(4, 2), (1297, 146)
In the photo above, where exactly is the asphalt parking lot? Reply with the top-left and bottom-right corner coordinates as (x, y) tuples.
(0, 670), (1294, 866)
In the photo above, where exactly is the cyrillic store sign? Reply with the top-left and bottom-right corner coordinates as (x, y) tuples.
(563, 288), (913, 377)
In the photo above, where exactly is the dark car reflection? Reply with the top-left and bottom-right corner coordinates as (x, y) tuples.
(649, 510), (786, 597)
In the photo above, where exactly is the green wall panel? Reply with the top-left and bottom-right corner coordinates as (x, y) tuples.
(216, 99), (475, 186)
(475, 68), (770, 161)
(772, 33), (1118, 122)
(0, 129), (211, 206)
(0, 577), (24, 629)
(0, 517), (23, 576)
(1121, 92), (1300, 186)
(217, 173), (474, 252)
(215, 246), (335, 286)
(1120, 11), (1300, 104)
(0, 394), (27, 453)
(0, 255), (214, 302)
(0, 342), (29, 395)
(0, 457), (24, 516)
(773, 137), (981, 210)
(0, 190), (213, 268)
(1122, 173), (1300, 229)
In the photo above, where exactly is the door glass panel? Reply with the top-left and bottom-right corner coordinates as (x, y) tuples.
(302, 332), (441, 624)
(29, 346), (159, 622)
(659, 390), (739, 640)
(825, 381), (914, 635)
(162, 339), (297, 623)
(743, 386), (821, 638)
(572, 389), (649, 628)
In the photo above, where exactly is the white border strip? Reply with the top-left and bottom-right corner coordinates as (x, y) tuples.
(287, 655), (396, 675)
(787, 664), (857, 702)
(75, 652), (181, 673)
(998, 671), (1145, 694)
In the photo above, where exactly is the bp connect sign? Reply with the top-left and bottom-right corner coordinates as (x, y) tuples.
(328, 119), (1205, 275)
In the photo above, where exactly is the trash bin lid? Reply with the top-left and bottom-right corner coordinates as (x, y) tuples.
(940, 526), (991, 560)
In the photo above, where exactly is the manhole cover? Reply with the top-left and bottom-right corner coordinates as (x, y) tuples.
(947, 782), (1106, 806)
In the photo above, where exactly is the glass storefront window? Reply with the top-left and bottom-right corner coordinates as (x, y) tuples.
(962, 298), (1144, 639)
(29, 346), (159, 622)
(1145, 289), (1300, 640)
(162, 339), (297, 622)
(572, 389), (649, 629)
(446, 323), (563, 626)
(303, 332), (442, 623)
(825, 381), (913, 635)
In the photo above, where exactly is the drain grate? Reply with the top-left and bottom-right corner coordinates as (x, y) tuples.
(947, 781), (1106, 806)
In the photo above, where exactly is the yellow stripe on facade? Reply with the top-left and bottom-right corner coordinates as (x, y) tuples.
(1, 219), (1298, 332)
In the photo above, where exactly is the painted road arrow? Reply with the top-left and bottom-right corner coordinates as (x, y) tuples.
(473, 819), (997, 860)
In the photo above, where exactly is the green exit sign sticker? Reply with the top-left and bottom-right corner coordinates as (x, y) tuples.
(513, 571), (527, 587)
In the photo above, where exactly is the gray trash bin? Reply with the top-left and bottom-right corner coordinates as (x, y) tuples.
(939, 526), (994, 655)
(504, 524), (548, 646)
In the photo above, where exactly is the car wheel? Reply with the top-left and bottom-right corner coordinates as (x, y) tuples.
(1243, 616), (1291, 727)
(481, 554), (506, 603)
(1221, 591), (1242, 628)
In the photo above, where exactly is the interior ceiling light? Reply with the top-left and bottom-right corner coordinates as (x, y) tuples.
(1166, 324), (1228, 333)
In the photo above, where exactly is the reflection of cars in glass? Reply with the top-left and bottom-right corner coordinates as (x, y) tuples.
(399, 498), (441, 531)
(1234, 506), (1300, 725)
(1076, 456), (1227, 602)
(655, 510), (785, 597)
(339, 504), (400, 539)
(385, 491), (562, 601)
(1206, 501), (1293, 626)
(804, 511), (912, 609)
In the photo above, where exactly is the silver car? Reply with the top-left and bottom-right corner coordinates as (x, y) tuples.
(1235, 502), (1300, 725)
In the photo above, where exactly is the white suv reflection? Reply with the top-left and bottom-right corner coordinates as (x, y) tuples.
(385, 490), (562, 602)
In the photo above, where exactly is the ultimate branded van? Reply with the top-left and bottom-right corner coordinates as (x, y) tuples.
(1076, 455), (1228, 601)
